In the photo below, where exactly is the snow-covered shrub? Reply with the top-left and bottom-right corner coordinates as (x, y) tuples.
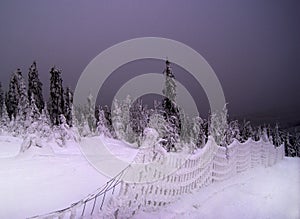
(96, 107), (111, 138)
(53, 114), (79, 147)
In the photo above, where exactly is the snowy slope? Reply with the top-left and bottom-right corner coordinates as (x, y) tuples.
(0, 135), (137, 219)
(134, 157), (300, 219)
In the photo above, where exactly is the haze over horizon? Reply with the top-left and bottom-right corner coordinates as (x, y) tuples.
(0, 1), (299, 127)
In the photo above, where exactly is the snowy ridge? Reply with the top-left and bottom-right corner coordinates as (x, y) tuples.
(27, 137), (284, 219)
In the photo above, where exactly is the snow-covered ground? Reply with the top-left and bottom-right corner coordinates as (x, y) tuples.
(0, 135), (299, 219)
(135, 157), (300, 219)
(0, 136), (137, 219)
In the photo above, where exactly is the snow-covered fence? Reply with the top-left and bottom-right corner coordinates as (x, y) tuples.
(102, 137), (284, 218)
(27, 137), (284, 219)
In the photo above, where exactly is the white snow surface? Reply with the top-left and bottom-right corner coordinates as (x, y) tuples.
(134, 157), (300, 219)
(0, 135), (299, 219)
(0, 135), (137, 219)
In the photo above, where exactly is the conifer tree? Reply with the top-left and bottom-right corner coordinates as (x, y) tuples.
(209, 104), (229, 146)
(48, 67), (64, 125)
(6, 70), (20, 119)
(28, 61), (44, 112)
(86, 93), (96, 133)
(162, 60), (181, 149)
(162, 60), (179, 119)
(64, 87), (73, 126)
(96, 106), (111, 137)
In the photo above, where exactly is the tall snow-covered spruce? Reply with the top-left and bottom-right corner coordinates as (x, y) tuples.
(6, 69), (20, 120)
(64, 87), (73, 126)
(162, 59), (181, 151)
(48, 67), (64, 126)
(28, 61), (44, 112)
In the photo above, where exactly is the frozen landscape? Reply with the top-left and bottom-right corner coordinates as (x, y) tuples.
(0, 1), (299, 218)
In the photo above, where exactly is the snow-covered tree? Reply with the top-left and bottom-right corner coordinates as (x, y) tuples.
(209, 104), (229, 146)
(37, 105), (53, 140)
(28, 61), (44, 112)
(163, 115), (180, 152)
(273, 123), (282, 147)
(53, 114), (70, 146)
(85, 93), (97, 133)
(0, 101), (9, 134)
(112, 99), (126, 141)
(261, 127), (269, 142)
(148, 113), (168, 139)
(162, 60), (180, 129)
(240, 120), (253, 142)
(130, 99), (148, 144)
(253, 126), (262, 141)
(226, 120), (241, 144)
(64, 87), (73, 126)
(6, 69), (29, 120)
(26, 95), (40, 131)
(6, 72), (18, 119)
(48, 67), (64, 125)
(96, 106), (111, 137)
(161, 59), (181, 150)
(16, 69), (30, 121)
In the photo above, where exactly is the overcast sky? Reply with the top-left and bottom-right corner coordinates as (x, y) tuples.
(0, 0), (299, 126)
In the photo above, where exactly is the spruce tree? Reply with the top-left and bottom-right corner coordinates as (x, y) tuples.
(6, 70), (19, 119)
(86, 93), (96, 133)
(209, 104), (229, 146)
(96, 106), (111, 137)
(16, 69), (30, 121)
(64, 87), (73, 126)
(162, 60), (178, 118)
(162, 60), (181, 149)
(48, 67), (64, 125)
(28, 61), (44, 112)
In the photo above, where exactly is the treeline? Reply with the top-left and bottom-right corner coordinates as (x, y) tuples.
(0, 61), (299, 157)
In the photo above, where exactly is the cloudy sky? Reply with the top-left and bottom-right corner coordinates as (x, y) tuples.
(0, 0), (299, 126)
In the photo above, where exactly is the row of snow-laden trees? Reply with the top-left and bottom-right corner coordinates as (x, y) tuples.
(0, 61), (299, 156)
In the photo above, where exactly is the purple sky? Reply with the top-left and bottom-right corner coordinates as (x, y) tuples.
(0, 1), (299, 126)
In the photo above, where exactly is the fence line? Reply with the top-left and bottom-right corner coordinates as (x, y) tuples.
(27, 137), (284, 219)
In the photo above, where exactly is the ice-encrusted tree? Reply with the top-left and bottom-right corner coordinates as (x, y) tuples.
(162, 60), (180, 127)
(86, 93), (96, 133)
(273, 123), (282, 147)
(112, 99), (127, 141)
(28, 61), (44, 112)
(64, 87), (73, 126)
(28, 95), (40, 123)
(6, 69), (23, 120)
(0, 101), (9, 134)
(96, 106), (111, 137)
(161, 59), (181, 150)
(209, 104), (229, 146)
(240, 120), (253, 142)
(130, 99), (148, 145)
(37, 106), (52, 139)
(48, 67), (64, 125)
(148, 113), (168, 139)
(226, 120), (241, 144)
(16, 69), (30, 121)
